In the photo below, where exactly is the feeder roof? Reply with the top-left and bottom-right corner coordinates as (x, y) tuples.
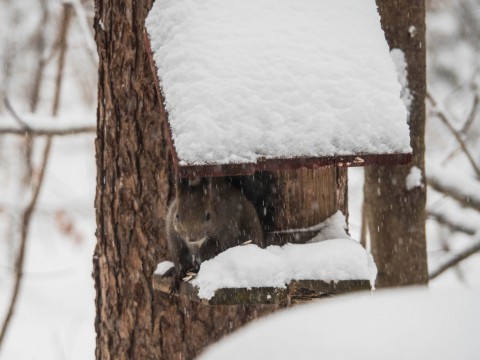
(145, 0), (411, 177)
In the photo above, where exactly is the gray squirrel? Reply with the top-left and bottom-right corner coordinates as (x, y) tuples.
(166, 177), (264, 286)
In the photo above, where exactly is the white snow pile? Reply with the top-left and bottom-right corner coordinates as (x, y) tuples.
(267, 210), (349, 242)
(390, 48), (413, 114)
(199, 287), (480, 360)
(191, 239), (377, 300)
(154, 261), (174, 276)
(307, 210), (350, 242)
(145, 0), (411, 166)
(406, 166), (424, 191)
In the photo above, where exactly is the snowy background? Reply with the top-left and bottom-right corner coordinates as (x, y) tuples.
(1, 0), (479, 359)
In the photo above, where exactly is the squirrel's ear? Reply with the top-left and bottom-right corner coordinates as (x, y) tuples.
(207, 177), (213, 194)
(188, 177), (202, 187)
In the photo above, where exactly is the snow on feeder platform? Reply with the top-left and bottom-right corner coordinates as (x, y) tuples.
(145, 0), (412, 178)
(153, 239), (376, 305)
(153, 212), (377, 305)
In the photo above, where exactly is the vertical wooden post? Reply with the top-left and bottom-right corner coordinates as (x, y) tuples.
(272, 167), (348, 231)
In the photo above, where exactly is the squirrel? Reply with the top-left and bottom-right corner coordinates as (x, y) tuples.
(166, 177), (264, 287)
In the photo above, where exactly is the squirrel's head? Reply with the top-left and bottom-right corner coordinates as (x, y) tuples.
(173, 177), (219, 244)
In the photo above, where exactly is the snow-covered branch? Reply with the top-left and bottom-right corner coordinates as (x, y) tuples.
(426, 90), (480, 178)
(427, 174), (480, 212)
(0, 126), (96, 137)
(429, 233), (480, 279)
(427, 209), (478, 236)
(64, 0), (98, 66)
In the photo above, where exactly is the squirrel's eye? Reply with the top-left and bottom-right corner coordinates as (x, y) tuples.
(205, 212), (210, 221)
(175, 213), (180, 221)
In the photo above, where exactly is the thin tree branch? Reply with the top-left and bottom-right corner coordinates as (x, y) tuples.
(30, 0), (49, 113)
(429, 234), (480, 280)
(3, 95), (94, 138)
(4, 97), (35, 184)
(0, 5), (77, 350)
(426, 90), (480, 178)
(427, 210), (478, 236)
(442, 94), (479, 165)
(65, 0), (98, 67)
(427, 176), (480, 212)
(4, 98), (32, 130)
(0, 126), (96, 137)
(461, 94), (479, 134)
(52, 4), (73, 116)
(0, 138), (52, 352)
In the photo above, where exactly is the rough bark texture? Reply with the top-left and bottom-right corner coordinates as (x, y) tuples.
(94, 1), (168, 358)
(364, 0), (429, 287)
(94, 1), (347, 359)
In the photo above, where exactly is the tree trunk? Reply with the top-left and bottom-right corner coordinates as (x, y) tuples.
(363, 0), (428, 287)
(93, 1), (348, 359)
(94, 1), (169, 358)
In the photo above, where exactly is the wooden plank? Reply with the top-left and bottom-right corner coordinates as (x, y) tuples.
(176, 153), (412, 178)
(152, 275), (288, 305)
(288, 280), (371, 303)
(153, 275), (372, 305)
(144, 30), (412, 179)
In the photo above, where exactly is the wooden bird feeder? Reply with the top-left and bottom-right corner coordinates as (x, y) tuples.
(144, 0), (412, 179)
(145, 0), (411, 303)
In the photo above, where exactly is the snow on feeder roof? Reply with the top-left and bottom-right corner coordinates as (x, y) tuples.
(145, 0), (412, 178)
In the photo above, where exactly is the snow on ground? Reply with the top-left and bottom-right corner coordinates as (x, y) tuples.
(192, 239), (377, 300)
(199, 287), (480, 360)
(146, 0), (411, 165)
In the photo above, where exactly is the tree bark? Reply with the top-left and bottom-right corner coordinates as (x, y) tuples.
(94, 1), (348, 359)
(94, 1), (169, 358)
(364, 0), (429, 287)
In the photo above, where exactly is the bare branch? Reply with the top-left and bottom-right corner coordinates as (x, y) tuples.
(30, 0), (50, 113)
(427, 210), (478, 236)
(427, 176), (480, 212)
(426, 90), (480, 178)
(429, 234), (480, 280)
(53, 4), (74, 117)
(65, 0), (98, 67)
(461, 94), (479, 134)
(0, 126), (96, 137)
(4, 98), (32, 130)
(442, 94), (479, 165)
(4, 97), (35, 184)
(0, 138), (52, 352)
(0, 4), (87, 349)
